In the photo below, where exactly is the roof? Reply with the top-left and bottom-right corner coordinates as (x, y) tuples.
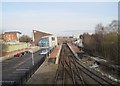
(41, 35), (56, 38)
(4, 31), (21, 34)
(33, 30), (52, 35)
(49, 45), (61, 58)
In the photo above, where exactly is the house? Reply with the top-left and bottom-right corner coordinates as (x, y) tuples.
(0, 31), (21, 42)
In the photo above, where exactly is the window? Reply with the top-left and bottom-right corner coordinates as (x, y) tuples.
(38, 38), (49, 47)
(52, 37), (55, 41)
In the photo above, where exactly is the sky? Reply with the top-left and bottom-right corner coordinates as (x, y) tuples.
(1, 2), (118, 36)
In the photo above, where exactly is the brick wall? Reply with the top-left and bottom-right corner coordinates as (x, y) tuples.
(0, 32), (19, 42)
(57, 36), (77, 44)
(33, 30), (52, 45)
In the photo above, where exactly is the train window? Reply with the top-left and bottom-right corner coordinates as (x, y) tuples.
(52, 37), (55, 41)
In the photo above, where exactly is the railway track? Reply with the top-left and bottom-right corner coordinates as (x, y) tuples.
(54, 43), (85, 85)
(53, 43), (118, 85)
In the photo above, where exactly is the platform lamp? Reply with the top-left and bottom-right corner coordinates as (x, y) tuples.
(29, 50), (34, 66)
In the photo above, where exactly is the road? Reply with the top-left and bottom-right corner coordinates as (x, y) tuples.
(2, 49), (46, 85)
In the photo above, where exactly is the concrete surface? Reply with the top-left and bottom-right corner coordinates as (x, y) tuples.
(26, 58), (58, 84)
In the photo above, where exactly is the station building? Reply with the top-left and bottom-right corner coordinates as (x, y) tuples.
(32, 30), (52, 45)
(38, 35), (58, 49)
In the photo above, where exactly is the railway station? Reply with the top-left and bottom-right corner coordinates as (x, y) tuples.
(2, 32), (120, 85)
(26, 42), (119, 85)
(1, 2), (120, 86)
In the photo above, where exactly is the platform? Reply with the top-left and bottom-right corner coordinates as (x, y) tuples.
(26, 58), (58, 84)
(67, 43), (80, 53)
(49, 44), (62, 64)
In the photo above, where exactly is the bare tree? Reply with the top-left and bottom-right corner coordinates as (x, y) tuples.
(19, 35), (31, 43)
(95, 23), (104, 34)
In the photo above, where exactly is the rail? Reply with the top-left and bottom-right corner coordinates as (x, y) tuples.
(54, 43), (118, 85)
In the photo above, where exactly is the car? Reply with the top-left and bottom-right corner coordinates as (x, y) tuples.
(24, 51), (30, 53)
(20, 52), (26, 55)
(14, 53), (23, 57)
(39, 49), (49, 55)
(14, 51), (31, 57)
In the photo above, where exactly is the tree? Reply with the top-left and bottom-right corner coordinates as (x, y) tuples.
(95, 23), (104, 34)
(109, 20), (118, 32)
(19, 35), (31, 43)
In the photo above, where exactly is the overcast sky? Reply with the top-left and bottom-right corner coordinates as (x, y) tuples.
(1, 2), (118, 36)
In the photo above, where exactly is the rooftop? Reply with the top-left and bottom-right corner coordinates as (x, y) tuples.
(4, 31), (21, 34)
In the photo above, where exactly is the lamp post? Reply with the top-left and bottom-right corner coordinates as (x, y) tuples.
(30, 50), (34, 66)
